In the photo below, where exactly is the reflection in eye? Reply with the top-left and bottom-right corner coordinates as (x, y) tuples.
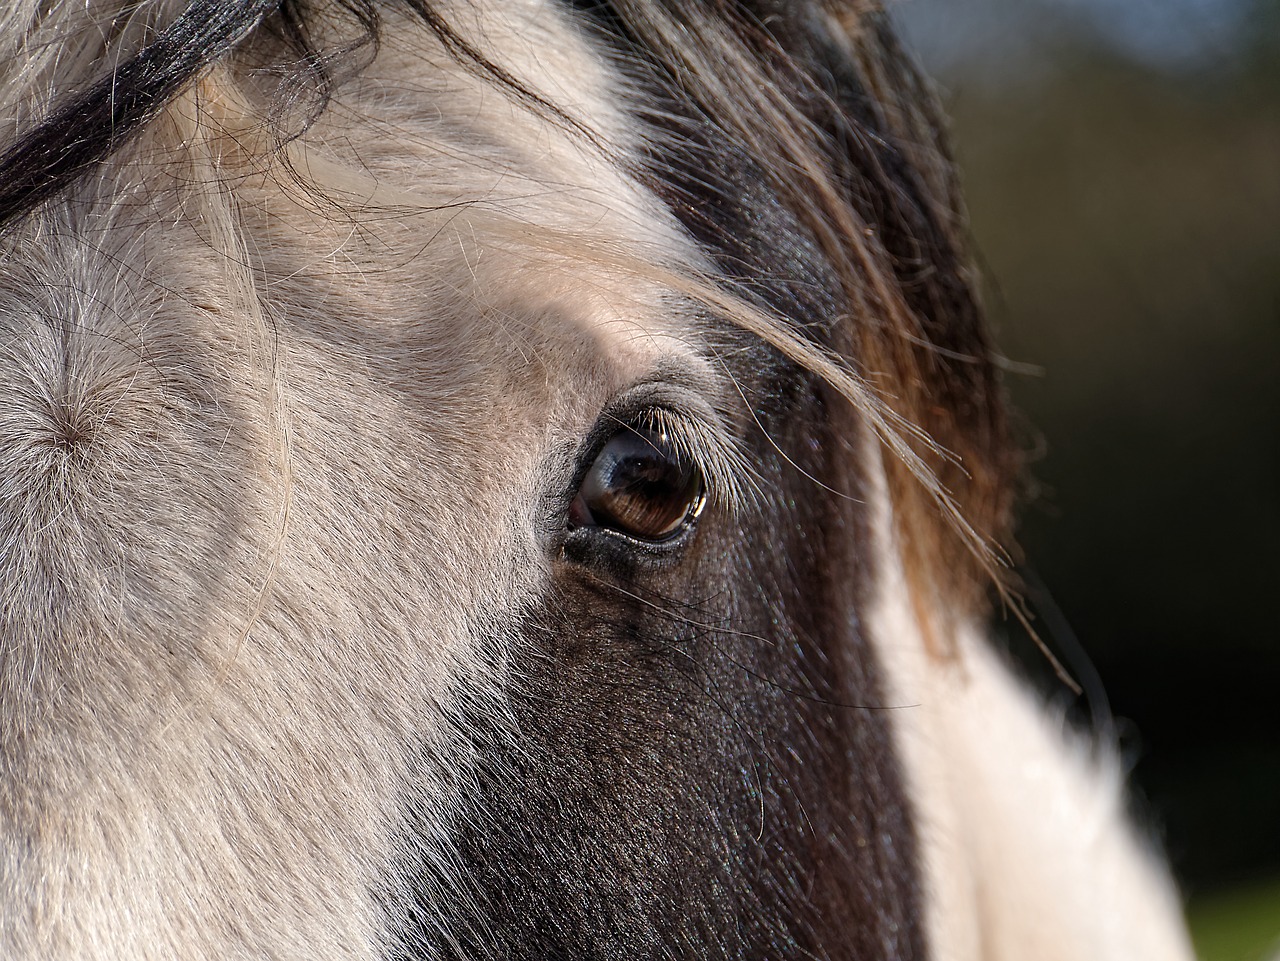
(570, 424), (705, 542)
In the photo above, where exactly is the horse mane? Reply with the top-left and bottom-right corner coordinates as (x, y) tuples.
(0, 0), (1018, 648)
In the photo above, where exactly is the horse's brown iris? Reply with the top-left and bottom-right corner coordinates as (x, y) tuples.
(571, 425), (704, 542)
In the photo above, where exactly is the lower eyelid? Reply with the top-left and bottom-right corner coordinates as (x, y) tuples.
(568, 493), (595, 528)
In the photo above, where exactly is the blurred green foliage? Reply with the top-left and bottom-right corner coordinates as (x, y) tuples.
(916, 0), (1280, 893)
(1189, 875), (1280, 961)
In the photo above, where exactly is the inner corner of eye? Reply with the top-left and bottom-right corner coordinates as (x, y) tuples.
(568, 490), (596, 528)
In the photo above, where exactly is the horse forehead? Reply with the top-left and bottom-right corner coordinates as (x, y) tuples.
(290, 4), (677, 305)
(0, 0), (704, 698)
(6, 0), (694, 466)
(245, 6), (701, 449)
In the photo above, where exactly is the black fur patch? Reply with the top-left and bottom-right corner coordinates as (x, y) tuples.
(388, 359), (922, 960)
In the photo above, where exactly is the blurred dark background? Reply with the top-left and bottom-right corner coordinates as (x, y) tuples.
(892, 0), (1280, 919)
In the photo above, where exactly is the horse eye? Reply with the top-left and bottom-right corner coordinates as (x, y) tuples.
(570, 425), (705, 543)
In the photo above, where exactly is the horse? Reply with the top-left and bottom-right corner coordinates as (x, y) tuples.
(0, 1), (1196, 958)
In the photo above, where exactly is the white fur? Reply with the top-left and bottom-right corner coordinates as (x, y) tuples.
(865, 443), (1196, 961)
